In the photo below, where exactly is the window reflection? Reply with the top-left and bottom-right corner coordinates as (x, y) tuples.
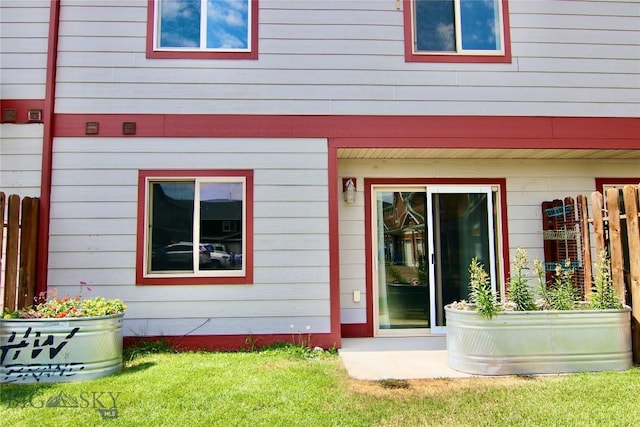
(159, 0), (250, 50)
(148, 180), (244, 274)
(414, 0), (502, 53)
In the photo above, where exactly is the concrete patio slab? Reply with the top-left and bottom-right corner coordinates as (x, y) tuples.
(339, 337), (472, 380)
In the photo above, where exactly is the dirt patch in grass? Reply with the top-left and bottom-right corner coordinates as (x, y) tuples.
(348, 375), (556, 398)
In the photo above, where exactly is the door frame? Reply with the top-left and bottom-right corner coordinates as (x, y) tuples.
(426, 185), (497, 334)
(364, 178), (510, 337)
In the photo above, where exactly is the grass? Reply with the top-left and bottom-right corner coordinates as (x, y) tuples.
(1, 343), (639, 426)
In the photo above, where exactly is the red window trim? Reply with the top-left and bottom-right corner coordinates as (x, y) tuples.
(362, 178), (510, 336)
(403, 0), (512, 64)
(145, 0), (259, 60)
(595, 178), (640, 195)
(136, 169), (254, 285)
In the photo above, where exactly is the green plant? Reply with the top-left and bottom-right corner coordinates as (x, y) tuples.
(534, 257), (551, 309)
(415, 254), (428, 285)
(386, 263), (406, 284)
(451, 248), (628, 324)
(507, 247), (536, 311)
(124, 337), (176, 362)
(245, 333), (262, 352)
(546, 260), (579, 310)
(590, 250), (624, 310)
(290, 324), (312, 348)
(2, 351), (639, 426)
(468, 257), (499, 319)
(3, 288), (126, 319)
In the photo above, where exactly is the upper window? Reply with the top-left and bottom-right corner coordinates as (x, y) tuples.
(136, 170), (253, 285)
(404, 0), (511, 63)
(147, 0), (259, 60)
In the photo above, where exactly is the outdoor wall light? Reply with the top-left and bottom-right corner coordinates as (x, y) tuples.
(343, 178), (357, 203)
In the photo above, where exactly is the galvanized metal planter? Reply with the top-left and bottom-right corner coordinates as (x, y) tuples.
(445, 305), (632, 375)
(1, 314), (123, 384)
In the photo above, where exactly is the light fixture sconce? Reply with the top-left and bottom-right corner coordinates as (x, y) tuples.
(343, 178), (357, 203)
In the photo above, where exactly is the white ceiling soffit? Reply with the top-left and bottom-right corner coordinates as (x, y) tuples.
(337, 148), (640, 160)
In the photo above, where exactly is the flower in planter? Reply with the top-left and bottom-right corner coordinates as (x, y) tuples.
(449, 247), (624, 320)
(3, 286), (126, 319)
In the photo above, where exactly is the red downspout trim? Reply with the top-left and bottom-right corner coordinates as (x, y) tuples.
(36, 0), (61, 294)
(327, 144), (342, 347)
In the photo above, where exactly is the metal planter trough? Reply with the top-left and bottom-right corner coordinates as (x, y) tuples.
(445, 306), (632, 376)
(1, 314), (124, 384)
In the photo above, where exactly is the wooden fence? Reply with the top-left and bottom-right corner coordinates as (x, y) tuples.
(575, 184), (640, 363)
(0, 192), (40, 312)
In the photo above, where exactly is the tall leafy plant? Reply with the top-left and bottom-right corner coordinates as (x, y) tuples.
(468, 257), (499, 319)
(507, 247), (536, 311)
(590, 250), (623, 310)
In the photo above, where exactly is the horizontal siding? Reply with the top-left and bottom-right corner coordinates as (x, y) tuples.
(122, 317), (331, 337)
(0, 1), (49, 99)
(48, 137), (332, 335)
(338, 158), (640, 324)
(46, 0), (638, 117)
(0, 124), (43, 197)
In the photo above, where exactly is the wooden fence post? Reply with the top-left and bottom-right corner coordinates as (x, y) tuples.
(591, 192), (606, 258)
(577, 194), (592, 299)
(605, 188), (626, 301)
(0, 193), (4, 278)
(623, 184), (640, 363)
(3, 194), (21, 311)
(18, 196), (40, 308)
(1, 193), (40, 312)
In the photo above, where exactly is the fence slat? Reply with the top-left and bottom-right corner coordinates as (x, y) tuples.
(18, 197), (39, 309)
(3, 194), (21, 311)
(577, 194), (592, 299)
(0, 193), (5, 278)
(591, 192), (606, 257)
(623, 184), (640, 363)
(1, 193), (40, 313)
(605, 188), (625, 301)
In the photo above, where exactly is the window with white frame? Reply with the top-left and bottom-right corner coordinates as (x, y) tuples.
(138, 170), (252, 285)
(149, 0), (257, 59)
(406, 0), (510, 62)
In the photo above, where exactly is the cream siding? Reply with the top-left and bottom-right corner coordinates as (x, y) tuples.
(0, 0), (50, 99)
(51, 0), (639, 116)
(0, 124), (43, 197)
(337, 158), (640, 324)
(47, 137), (331, 337)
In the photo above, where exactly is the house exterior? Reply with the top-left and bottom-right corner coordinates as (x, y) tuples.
(1, 0), (638, 350)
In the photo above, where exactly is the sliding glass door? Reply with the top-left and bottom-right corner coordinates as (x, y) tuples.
(426, 186), (497, 333)
(373, 185), (498, 335)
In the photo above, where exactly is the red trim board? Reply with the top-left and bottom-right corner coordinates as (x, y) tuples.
(124, 332), (341, 352)
(36, 0), (61, 295)
(0, 100), (45, 124)
(595, 178), (640, 195)
(51, 114), (640, 149)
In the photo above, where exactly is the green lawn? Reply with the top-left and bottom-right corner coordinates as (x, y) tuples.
(2, 345), (639, 426)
